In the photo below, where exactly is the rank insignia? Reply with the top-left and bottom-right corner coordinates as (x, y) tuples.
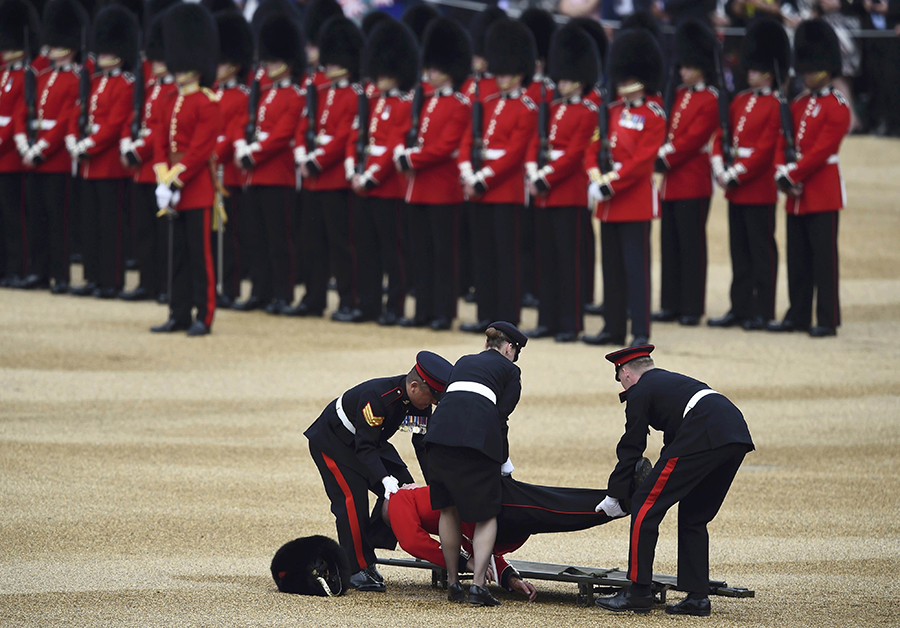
(362, 402), (384, 427)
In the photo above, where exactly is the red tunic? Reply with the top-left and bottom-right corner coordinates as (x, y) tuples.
(347, 88), (412, 199)
(124, 76), (178, 184)
(659, 84), (718, 201)
(296, 79), (358, 191)
(461, 74), (499, 104)
(214, 79), (249, 189)
(241, 78), (303, 187)
(72, 68), (135, 180)
(0, 62), (25, 173)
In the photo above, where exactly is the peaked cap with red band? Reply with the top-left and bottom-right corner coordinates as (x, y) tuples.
(605, 344), (654, 380)
(415, 351), (452, 400)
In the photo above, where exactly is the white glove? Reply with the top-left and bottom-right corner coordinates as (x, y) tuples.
(344, 157), (355, 181)
(596, 495), (626, 518)
(155, 184), (173, 210)
(65, 135), (78, 156)
(500, 457), (515, 477)
(588, 181), (602, 203)
(171, 189), (181, 209)
(14, 133), (30, 157)
(382, 475), (400, 499)
(294, 145), (307, 167)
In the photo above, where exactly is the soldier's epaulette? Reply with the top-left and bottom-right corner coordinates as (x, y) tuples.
(483, 91), (502, 103)
(122, 72), (135, 84)
(543, 77), (556, 90)
(583, 100), (599, 113)
(647, 101), (665, 118)
(707, 85), (719, 98)
(292, 85), (303, 96)
(381, 387), (404, 406)
(520, 95), (537, 111)
(400, 92), (413, 102)
(831, 88), (849, 107)
(353, 83), (365, 95)
(365, 83), (376, 97)
(238, 84), (251, 95)
(201, 87), (220, 102)
(455, 92), (471, 106)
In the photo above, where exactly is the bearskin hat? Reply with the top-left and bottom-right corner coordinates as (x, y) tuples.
(162, 2), (218, 87)
(215, 9), (252, 77)
(794, 18), (841, 76)
(144, 13), (166, 61)
(519, 7), (555, 63)
(570, 16), (607, 69)
(318, 15), (363, 81)
(548, 22), (598, 88)
(271, 536), (351, 597)
(485, 17), (536, 86)
(97, 0), (143, 26)
(42, 0), (88, 52)
(422, 17), (472, 90)
(609, 28), (663, 94)
(93, 5), (139, 67)
(201, 0), (237, 14)
(365, 20), (418, 90)
(742, 18), (791, 76)
(0, 0), (41, 53)
(258, 12), (305, 70)
(251, 0), (302, 36)
(469, 5), (505, 58)
(675, 19), (717, 85)
(361, 10), (392, 38)
(620, 10), (661, 42)
(305, 0), (343, 44)
(401, 3), (439, 44)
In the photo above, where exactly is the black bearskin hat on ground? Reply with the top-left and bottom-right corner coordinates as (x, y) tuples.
(620, 10), (661, 42)
(401, 3), (439, 43)
(93, 5), (139, 67)
(201, 0), (237, 14)
(609, 28), (663, 93)
(43, 0), (88, 52)
(570, 16), (607, 69)
(365, 20), (418, 90)
(271, 536), (351, 596)
(794, 18), (841, 76)
(361, 10), (392, 38)
(742, 18), (791, 76)
(485, 17), (536, 86)
(519, 7), (555, 63)
(258, 12), (305, 70)
(305, 0), (343, 44)
(318, 15), (363, 81)
(215, 9), (252, 77)
(422, 17), (472, 90)
(469, 5), (505, 58)
(0, 0), (41, 53)
(548, 22), (599, 89)
(162, 2), (218, 86)
(675, 19), (717, 84)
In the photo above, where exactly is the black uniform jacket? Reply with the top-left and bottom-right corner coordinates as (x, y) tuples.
(305, 374), (426, 486)
(607, 368), (755, 501)
(424, 350), (521, 463)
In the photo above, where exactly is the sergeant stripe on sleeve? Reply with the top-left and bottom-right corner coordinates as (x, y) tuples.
(362, 402), (384, 427)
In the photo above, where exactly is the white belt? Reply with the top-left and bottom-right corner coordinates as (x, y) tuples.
(0, 116), (10, 127)
(549, 149), (564, 161)
(258, 131), (270, 141)
(683, 389), (720, 419)
(368, 145), (387, 157)
(446, 381), (497, 404)
(28, 119), (57, 130)
(92, 123), (100, 134)
(736, 147), (753, 159)
(827, 154), (839, 165)
(317, 134), (333, 146)
(483, 149), (506, 161)
(335, 395), (355, 435)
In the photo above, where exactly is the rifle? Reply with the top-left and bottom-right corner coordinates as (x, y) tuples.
(596, 74), (613, 175)
(131, 36), (144, 142)
(773, 59), (797, 164)
(24, 28), (37, 146)
(245, 56), (260, 144)
(305, 70), (318, 153)
(471, 77), (483, 172)
(355, 88), (369, 175)
(77, 27), (91, 141)
(713, 42), (734, 167)
(405, 83), (424, 149)
(536, 80), (550, 169)
(662, 62), (677, 133)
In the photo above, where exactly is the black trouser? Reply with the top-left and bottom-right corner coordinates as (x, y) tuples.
(210, 186), (244, 301)
(309, 442), (413, 574)
(244, 185), (296, 303)
(409, 203), (458, 322)
(628, 443), (748, 593)
(0, 172), (26, 280)
(132, 182), (168, 296)
(292, 189), (306, 288)
(301, 188), (355, 312)
(521, 199), (537, 299)
(27, 172), (72, 285)
(866, 36), (900, 133)
(784, 210), (841, 329)
(600, 220), (651, 340)
(457, 200), (475, 297)
(81, 178), (128, 290)
(470, 202), (521, 324)
(660, 197), (710, 318)
(582, 207), (596, 306)
(353, 195), (406, 318)
(536, 205), (584, 334)
(727, 202), (777, 321)
(166, 207), (215, 327)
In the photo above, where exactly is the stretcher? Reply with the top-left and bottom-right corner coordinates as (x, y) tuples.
(377, 557), (755, 606)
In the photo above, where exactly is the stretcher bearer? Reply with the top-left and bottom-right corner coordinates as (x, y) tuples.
(708, 21), (789, 332)
(150, 2), (221, 336)
(66, 5), (137, 299)
(0, 0), (40, 289)
(523, 23), (599, 343)
(457, 19), (538, 333)
(595, 345), (754, 616)
(305, 351), (452, 592)
(394, 17), (472, 331)
(767, 19), (850, 338)
(653, 20), (719, 328)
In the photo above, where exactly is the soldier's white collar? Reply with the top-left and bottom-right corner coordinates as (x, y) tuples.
(814, 86), (832, 97)
(689, 82), (706, 92)
(753, 86), (773, 96)
(502, 88), (523, 99)
(221, 78), (239, 89)
(331, 78), (350, 88)
(435, 86), (453, 96)
(102, 68), (122, 77)
(624, 96), (645, 108)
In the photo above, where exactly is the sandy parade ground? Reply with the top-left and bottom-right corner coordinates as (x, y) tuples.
(1, 136), (899, 627)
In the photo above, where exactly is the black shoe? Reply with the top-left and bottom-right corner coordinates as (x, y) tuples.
(524, 325), (553, 339)
(125, 258), (138, 271)
(766, 318), (808, 333)
(630, 336), (649, 348)
(430, 317), (452, 331)
(366, 565), (384, 583)
(231, 295), (265, 311)
(282, 302), (322, 317)
(554, 331), (578, 343)
(651, 309), (678, 323)
(70, 252), (82, 264)
(399, 316), (428, 328)
(50, 281), (69, 295)
(349, 568), (386, 592)
(468, 584), (500, 607)
(679, 315), (701, 326)
(70, 282), (97, 296)
(18, 274), (49, 290)
(332, 307), (372, 323)
(448, 582), (466, 603)
(584, 302), (605, 316)
(595, 588), (652, 614)
(150, 318), (191, 333)
(377, 311), (399, 326)
(216, 294), (233, 308)
(521, 292), (539, 309)
(118, 287), (152, 301)
(741, 315), (766, 331)
(94, 287), (118, 299)
(707, 311), (741, 328)
(157, 293), (168, 305)
(809, 325), (837, 337)
(582, 331), (625, 346)
(634, 457), (652, 491)
(666, 596), (711, 617)
(459, 319), (490, 334)
(463, 290), (477, 303)
(186, 321), (211, 336)
(265, 299), (288, 315)
(0, 275), (19, 288)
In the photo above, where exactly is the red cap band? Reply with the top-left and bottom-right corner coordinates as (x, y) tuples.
(416, 363), (446, 393)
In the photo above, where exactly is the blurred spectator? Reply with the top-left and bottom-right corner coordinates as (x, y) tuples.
(727, 0), (783, 26)
(861, 0), (900, 134)
(815, 0), (863, 130)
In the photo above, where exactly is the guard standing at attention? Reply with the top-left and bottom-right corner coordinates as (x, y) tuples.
(594, 345), (754, 617)
(305, 351), (452, 592)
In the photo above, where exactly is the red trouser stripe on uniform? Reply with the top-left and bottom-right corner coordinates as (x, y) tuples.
(629, 456), (679, 582)
(202, 206), (216, 327)
(321, 451), (367, 570)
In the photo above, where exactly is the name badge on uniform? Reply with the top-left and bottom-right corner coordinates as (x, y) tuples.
(381, 106), (391, 121)
(399, 415), (428, 434)
(619, 111), (645, 131)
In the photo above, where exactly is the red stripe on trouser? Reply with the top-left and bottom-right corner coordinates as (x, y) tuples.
(202, 207), (216, 327)
(321, 451), (367, 570)
(629, 457), (679, 582)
